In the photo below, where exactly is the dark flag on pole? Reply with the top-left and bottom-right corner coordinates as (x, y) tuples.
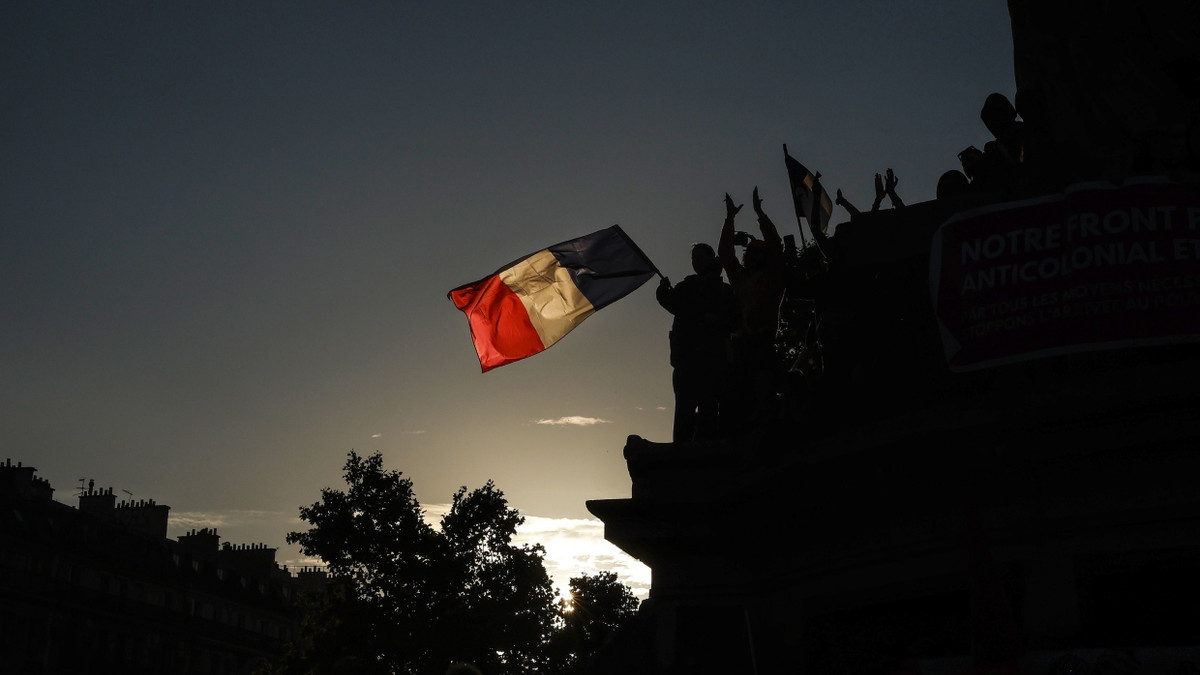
(783, 144), (833, 241)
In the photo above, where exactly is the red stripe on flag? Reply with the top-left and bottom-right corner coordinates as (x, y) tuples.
(448, 274), (545, 372)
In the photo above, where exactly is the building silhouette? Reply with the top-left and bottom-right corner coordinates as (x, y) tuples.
(587, 3), (1200, 673)
(0, 458), (325, 674)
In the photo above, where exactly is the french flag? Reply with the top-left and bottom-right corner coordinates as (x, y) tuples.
(448, 225), (658, 372)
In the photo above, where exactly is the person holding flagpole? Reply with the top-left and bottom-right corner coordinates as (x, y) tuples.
(656, 241), (738, 444)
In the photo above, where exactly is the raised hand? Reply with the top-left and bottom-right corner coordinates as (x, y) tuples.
(724, 192), (743, 219)
(884, 168), (904, 207)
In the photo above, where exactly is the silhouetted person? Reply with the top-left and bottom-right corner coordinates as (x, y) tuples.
(718, 189), (786, 430)
(981, 93), (1024, 165)
(788, 174), (864, 415)
(656, 242), (737, 444)
(955, 93), (1039, 202)
(978, 93), (1027, 197)
(937, 169), (972, 200)
(957, 145), (1004, 196)
(1008, 2), (1199, 185)
(775, 234), (820, 424)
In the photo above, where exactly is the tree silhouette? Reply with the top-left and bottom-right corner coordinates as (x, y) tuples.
(272, 451), (561, 675)
(549, 571), (641, 674)
(429, 480), (560, 673)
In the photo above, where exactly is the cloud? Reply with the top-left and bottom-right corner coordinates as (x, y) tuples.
(514, 515), (650, 600)
(533, 416), (611, 426)
(403, 430), (427, 435)
(423, 503), (451, 521)
(170, 509), (290, 532)
(419, 507), (650, 601)
(371, 433), (382, 438)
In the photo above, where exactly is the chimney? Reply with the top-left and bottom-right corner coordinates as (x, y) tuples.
(0, 459), (52, 501)
(218, 541), (280, 578)
(114, 497), (171, 540)
(177, 528), (221, 560)
(296, 566), (330, 593)
(78, 484), (117, 518)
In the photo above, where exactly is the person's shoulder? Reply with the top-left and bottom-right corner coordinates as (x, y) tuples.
(709, 275), (735, 296)
(692, 272), (725, 284)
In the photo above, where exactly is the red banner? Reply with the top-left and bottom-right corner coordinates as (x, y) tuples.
(930, 178), (1200, 371)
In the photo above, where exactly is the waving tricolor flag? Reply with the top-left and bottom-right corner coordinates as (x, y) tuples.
(448, 225), (658, 372)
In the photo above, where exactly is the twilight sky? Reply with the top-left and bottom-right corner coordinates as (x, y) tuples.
(2, 1), (1016, 599)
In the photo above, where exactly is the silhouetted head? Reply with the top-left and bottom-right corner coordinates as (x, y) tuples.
(691, 242), (720, 276)
(741, 239), (768, 271)
(937, 169), (970, 199)
(981, 92), (1017, 138)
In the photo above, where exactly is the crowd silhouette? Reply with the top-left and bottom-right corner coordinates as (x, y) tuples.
(657, 174), (902, 445)
(656, 155), (914, 445)
(658, 59), (1200, 447)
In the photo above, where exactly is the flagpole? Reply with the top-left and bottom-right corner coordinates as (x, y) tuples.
(611, 224), (665, 280)
(782, 144), (811, 249)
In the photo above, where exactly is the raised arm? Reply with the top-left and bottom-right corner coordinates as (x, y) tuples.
(655, 275), (675, 312)
(835, 188), (861, 217)
(871, 173), (886, 212)
(751, 186), (782, 248)
(884, 168), (904, 208)
(717, 192), (743, 277)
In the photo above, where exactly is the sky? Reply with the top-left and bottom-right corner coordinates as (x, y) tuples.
(1, 1), (1017, 601)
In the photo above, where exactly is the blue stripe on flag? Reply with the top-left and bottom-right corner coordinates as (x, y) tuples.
(548, 226), (656, 310)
